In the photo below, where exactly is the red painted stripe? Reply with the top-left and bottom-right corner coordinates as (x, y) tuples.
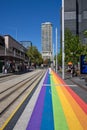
(52, 70), (87, 114)
(65, 86), (87, 114)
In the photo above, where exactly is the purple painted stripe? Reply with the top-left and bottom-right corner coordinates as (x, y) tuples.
(26, 72), (48, 130)
(43, 70), (49, 84)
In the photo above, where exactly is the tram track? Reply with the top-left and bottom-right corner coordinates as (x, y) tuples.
(0, 74), (19, 83)
(0, 70), (36, 83)
(0, 71), (43, 102)
(0, 71), (42, 94)
(0, 70), (42, 93)
(0, 70), (46, 116)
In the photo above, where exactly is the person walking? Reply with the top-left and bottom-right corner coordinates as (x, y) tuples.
(2, 65), (5, 74)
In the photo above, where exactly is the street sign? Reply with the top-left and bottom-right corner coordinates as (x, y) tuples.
(80, 55), (87, 74)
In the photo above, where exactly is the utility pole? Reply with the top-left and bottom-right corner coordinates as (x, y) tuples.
(56, 28), (58, 73)
(53, 43), (54, 70)
(62, 0), (65, 79)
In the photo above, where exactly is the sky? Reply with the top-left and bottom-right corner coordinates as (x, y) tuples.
(0, 0), (61, 53)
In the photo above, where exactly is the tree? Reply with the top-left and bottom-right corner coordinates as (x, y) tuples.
(26, 46), (43, 67)
(64, 29), (82, 65)
(84, 30), (87, 37)
(58, 50), (62, 66)
(83, 30), (87, 55)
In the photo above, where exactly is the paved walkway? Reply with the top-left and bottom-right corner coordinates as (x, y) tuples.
(58, 72), (87, 103)
(71, 76), (87, 89)
(58, 72), (87, 90)
(0, 73), (12, 78)
(12, 69), (87, 130)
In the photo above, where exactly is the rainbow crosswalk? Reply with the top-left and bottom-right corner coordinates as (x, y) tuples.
(26, 69), (87, 130)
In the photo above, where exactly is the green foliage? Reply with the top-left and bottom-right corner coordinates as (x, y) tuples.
(81, 44), (87, 55)
(58, 29), (87, 66)
(26, 46), (43, 66)
(84, 30), (87, 37)
(83, 30), (87, 55)
(64, 29), (83, 65)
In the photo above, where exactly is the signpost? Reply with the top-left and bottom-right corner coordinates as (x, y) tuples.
(80, 55), (87, 74)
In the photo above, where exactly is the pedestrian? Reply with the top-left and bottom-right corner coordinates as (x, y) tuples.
(4, 68), (7, 74)
(2, 65), (5, 74)
(71, 65), (75, 77)
(71, 67), (73, 77)
(49, 67), (51, 74)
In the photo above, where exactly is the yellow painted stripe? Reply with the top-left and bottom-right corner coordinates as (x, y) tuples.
(52, 75), (83, 130)
(51, 70), (87, 129)
(61, 86), (87, 130)
(0, 86), (36, 130)
(56, 86), (83, 130)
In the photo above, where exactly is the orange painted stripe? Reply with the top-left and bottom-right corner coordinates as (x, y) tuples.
(52, 70), (87, 114)
(55, 85), (83, 130)
(66, 86), (87, 114)
(61, 86), (87, 130)
(51, 70), (87, 130)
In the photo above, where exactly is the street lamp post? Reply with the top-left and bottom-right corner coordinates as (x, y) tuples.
(62, 0), (65, 79)
(56, 28), (58, 73)
(53, 43), (54, 70)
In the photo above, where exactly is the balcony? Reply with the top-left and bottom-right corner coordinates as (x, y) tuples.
(0, 48), (25, 61)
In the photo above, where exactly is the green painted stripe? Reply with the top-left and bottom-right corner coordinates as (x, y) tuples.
(50, 76), (69, 130)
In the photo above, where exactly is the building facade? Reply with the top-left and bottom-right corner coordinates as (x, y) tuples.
(64, 0), (77, 35)
(41, 22), (53, 61)
(0, 35), (29, 72)
(64, 0), (87, 44)
(20, 41), (32, 48)
(0, 36), (5, 72)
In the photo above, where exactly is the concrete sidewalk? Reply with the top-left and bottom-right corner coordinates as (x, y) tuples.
(0, 73), (13, 78)
(58, 71), (87, 103)
(0, 70), (31, 78)
(58, 71), (87, 91)
(70, 76), (87, 90)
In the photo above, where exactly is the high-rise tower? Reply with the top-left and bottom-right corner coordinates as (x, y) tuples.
(63, 0), (87, 44)
(41, 22), (53, 61)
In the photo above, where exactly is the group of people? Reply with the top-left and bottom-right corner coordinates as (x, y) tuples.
(2, 63), (29, 74)
(2, 62), (15, 74)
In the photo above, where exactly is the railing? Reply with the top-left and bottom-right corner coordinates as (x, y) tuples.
(0, 50), (25, 60)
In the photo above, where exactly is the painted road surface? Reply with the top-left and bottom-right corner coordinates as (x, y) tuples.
(26, 69), (87, 130)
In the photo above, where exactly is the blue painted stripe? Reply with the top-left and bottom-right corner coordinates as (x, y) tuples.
(40, 74), (54, 130)
(43, 70), (49, 84)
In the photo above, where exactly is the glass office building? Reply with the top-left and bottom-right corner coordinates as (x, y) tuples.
(64, 0), (87, 43)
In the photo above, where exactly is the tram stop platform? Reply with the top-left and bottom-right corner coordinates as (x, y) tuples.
(0, 69), (87, 130)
